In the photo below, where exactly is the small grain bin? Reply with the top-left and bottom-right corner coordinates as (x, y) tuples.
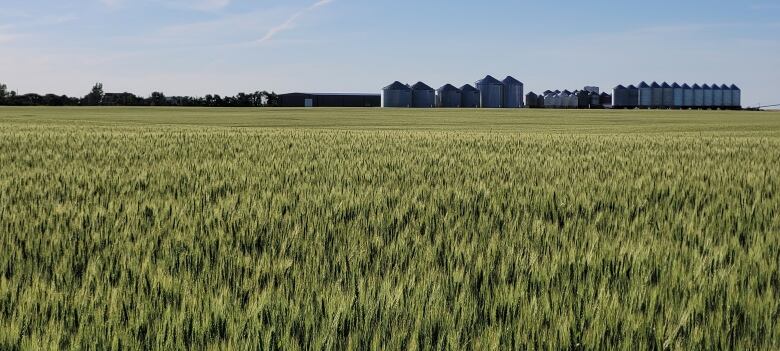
(712, 84), (723, 108)
(682, 83), (694, 108)
(502, 76), (524, 108)
(411, 82), (435, 108)
(638, 82), (653, 108)
(693, 84), (704, 108)
(460, 84), (480, 108)
(475, 75), (504, 108)
(703, 84), (714, 108)
(731, 84), (741, 108)
(721, 84), (733, 108)
(672, 83), (683, 108)
(525, 92), (538, 108)
(436, 84), (462, 108)
(382, 81), (412, 108)
(626, 85), (639, 108)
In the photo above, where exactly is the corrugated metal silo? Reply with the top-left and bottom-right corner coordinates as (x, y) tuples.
(703, 84), (713, 108)
(600, 92), (612, 107)
(661, 82), (673, 108)
(411, 82), (435, 108)
(436, 84), (461, 108)
(682, 84), (694, 108)
(475, 75), (504, 108)
(651, 82), (663, 108)
(672, 83), (683, 108)
(502, 76), (524, 108)
(576, 90), (591, 108)
(712, 84), (723, 108)
(638, 82), (652, 108)
(626, 85), (639, 108)
(544, 93), (556, 108)
(612, 85), (628, 108)
(525, 92), (538, 108)
(537, 95), (545, 108)
(381, 81), (412, 108)
(559, 91), (570, 109)
(460, 84), (480, 108)
(731, 84), (741, 108)
(721, 84), (733, 108)
(693, 84), (704, 108)
(590, 92), (600, 108)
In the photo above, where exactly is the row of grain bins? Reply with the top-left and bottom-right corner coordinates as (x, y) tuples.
(526, 88), (612, 109)
(613, 82), (741, 109)
(382, 75), (524, 108)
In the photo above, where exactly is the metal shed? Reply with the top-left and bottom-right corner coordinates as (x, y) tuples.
(411, 82), (435, 108)
(436, 84), (462, 108)
(731, 84), (741, 108)
(712, 84), (723, 108)
(525, 92), (538, 108)
(460, 84), (480, 108)
(682, 83), (694, 108)
(672, 83), (683, 108)
(703, 84), (714, 108)
(721, 84), (733, 108)
(693, 84), (704, 108)
(382, 81), (412, 108)
(638, 82), (653, 108)
(612, 85), (628, 108)
(502, 76), (524, 108)
(475, 75), (504, 108)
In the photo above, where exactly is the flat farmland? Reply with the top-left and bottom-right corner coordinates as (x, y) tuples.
(1, 107), (779, 349)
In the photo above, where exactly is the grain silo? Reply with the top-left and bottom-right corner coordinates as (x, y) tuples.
(544, 92), (557, 108)
(410, 82), (435, 108)
(612, 85), (628, 108)
(537, 95), (545, 108)
(731, 84), (741, 108)
(576, 90), (591, 108)
(590, 91), (600, 108)
(638, 82), (652, 108)
(525, 92), (538, 108)
(661, 82), (673, 108)
(460, 84), (480, 108)
(502, 76), (524, 108)
(626, 85), (639, 108)
(436, 84), (461, 108)
(651, 82), (663, 108)
(703, 84), (713, 108)
(475, 75), (504, 108)
(682, 83), (694, 108)
(721, 84), (733, 108)
(600, 92), (612, 107)
(693, 84), (704, 108)
(559, 90), (571, 109)
(382, 81), (412, 108)
(712, 84), (723, 108)
(672, 83), (684, 108)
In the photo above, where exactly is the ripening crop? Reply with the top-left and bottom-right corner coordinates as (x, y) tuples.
(1, 107), (779, 350)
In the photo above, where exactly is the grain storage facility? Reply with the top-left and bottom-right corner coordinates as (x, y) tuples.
(693, 84), (704, 107)
(672, 83), (683, 108)
(460, 84), (480, 108)
(525, 92), (539, 108)
(731, 84), (741, 108)
(436, 84), (462, 108)
(612, 85), (628, 108)
(475, 75), (504, 108)
(537, 95), (545, 108)
(682, 84), (694, 108)
(590, 91), (601, 108)
(502, 76), (524, 108)
(411, 82), (435, 108)
(626, 85), (639, 108)
(382, 81), (412, 107)
(721, 84), (733, 108)
(544, 92), (558, 108)
(600, 92), (612, 107)
(712, 84), (723, 108)
(661, 82), (674, 108)
(703, 84), (714, 107)
(576, 90), (591, 108)
(638, 82), (653, 108)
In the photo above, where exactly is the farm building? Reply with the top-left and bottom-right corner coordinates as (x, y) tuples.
(280, 93), (381, 107)
(661, 82), (674, 108)
(612, 85), (628, 108)
(502, 76), (524, 108)
(600, 92), (612, 107)
(460, 84), (480, 108)
(576, 90), (591, 108)
(626, 85), (639, 108)
(436, 84), (462, 108)
(712, 84), (723, 108)
(703, 84), (714, 107)
(382, 81), (412, 107)
(638, 82), (653, 108)
(722, 84), (733, 107)
(693, 84), (704, 107)
(682, 84), (694, 108)
(475, 75), (504, 108)
(731, 84), (741, 108)
(651, 82), (663, 108)
(672, 83), (684, 108)
(525, 92), (539, 108)
(411, 82), (435, 108)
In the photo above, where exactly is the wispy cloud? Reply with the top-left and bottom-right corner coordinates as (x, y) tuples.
(256, 0), (334, 44)
(98, 0), (231, 11)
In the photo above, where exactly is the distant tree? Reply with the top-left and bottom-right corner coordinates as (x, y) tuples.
(0, 83), (7, 101)
(85, 83), (104, 105)
(150, 92), (166, 106)
(264, 91), (279, 107)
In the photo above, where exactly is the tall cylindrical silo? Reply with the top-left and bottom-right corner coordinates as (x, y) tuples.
(731, 84), (741, 108)
(638, 82), (653, 108)
(612, 85), (627, 108)
(590, 91), (600, 108)
(411, 82), (435, 108)
(703, 84), (714, 108)
(721, 84), (733, 108)
(436, 84), (461, 108)
(712, 84), (723, 108)
(537, 95), (545, 108)
(460, 84), (480, 108)
(525, 92), (538, 108)
(693, 84), (704, 108)
(626, 85), (639, 108)
(475, 75), (504, 108)
(682, 84), (694, 108)
(651, 82), (663, 108)
(544, 93), (556, 108)
(660, 82), (673, 108)
(382, 81), (412, 108)
(502, 76), (524, 108)
(672, 83), (683, 108)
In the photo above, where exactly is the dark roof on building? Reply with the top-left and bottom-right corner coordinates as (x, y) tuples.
(672, 83), (681, 88)
(651, 82), (661, 88)
(502, 76), (523, 85)
(411, 82), (434, 91)
(730, 84), (740, 90)
(703, 84), (711, 89)
(437, 84), (460, 92)
(638, 82), (650, 88)
(476, 75), (503, 85)
(693, 84), (701, 89)
(614, 84), (626, 89)
(627, 85), (637, 89)
(682, 83), (691, 88)
(661, 82), (671, 88)
(383, 81), (411, 91)
(460, 84), (478, 92)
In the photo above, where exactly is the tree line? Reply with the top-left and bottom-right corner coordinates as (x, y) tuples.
(0, 83), (279, 107)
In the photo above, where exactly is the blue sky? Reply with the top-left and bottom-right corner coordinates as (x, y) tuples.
(1, 0), (779, 106)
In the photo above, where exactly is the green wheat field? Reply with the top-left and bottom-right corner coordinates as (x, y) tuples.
(1, 107), (779, 350)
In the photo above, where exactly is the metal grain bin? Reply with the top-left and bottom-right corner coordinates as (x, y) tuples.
(544, 92), (557, 108)
(537, 95), (545, 108)
(651, 82), (663, 108)
(502, 76), (524, 108)
(693, 84), (704, 108)
(731, 84), (741, 108)
(712, 84), (723, 108)
(600, 92), (612, 107)
(661, 82), (673, 108)
(436, 84), (462, 108)
(682, 83), (694, 108)
(460, 84), (480, 108)
(410, 82), (435, 108)
(525, 92), (538, 108)
(475, 75), (504, 108)
(590, 91), (601, 108)
(638, 82), (652, 108)
(612, 85), (628, 108)
(721, 84), (733, 108)
(626, 85), (639, 108)
(703, 84), (713, 108)
(672, 83), (684, 108)
(576, 90), (591, 108)
(382, 81), (412, 108)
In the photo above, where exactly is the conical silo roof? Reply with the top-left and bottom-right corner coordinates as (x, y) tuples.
(438, 84), (460, 92)
(502, 76), (523, 85)
(411, 82), (434, 91)
(721, 84), (729, 89)
(672, 83), (681, 88)
(476, 75), (502, 85)
(614, 84), (626, 89)
(638, 82), (650, 88)
(460, 84), (478, 92)
(628, 85), (637, 89)
(693, 84), (701, 89)
(682, 83), (691, 89)
(712, 84), (721, 90)
(651, 82), (661, 88)
(661, 82), (671, 88)
(703, 84), (711, 89)
(543, 90), (553, 95)
(730, 84), (740, 90)
(383, 81), (411, 91)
